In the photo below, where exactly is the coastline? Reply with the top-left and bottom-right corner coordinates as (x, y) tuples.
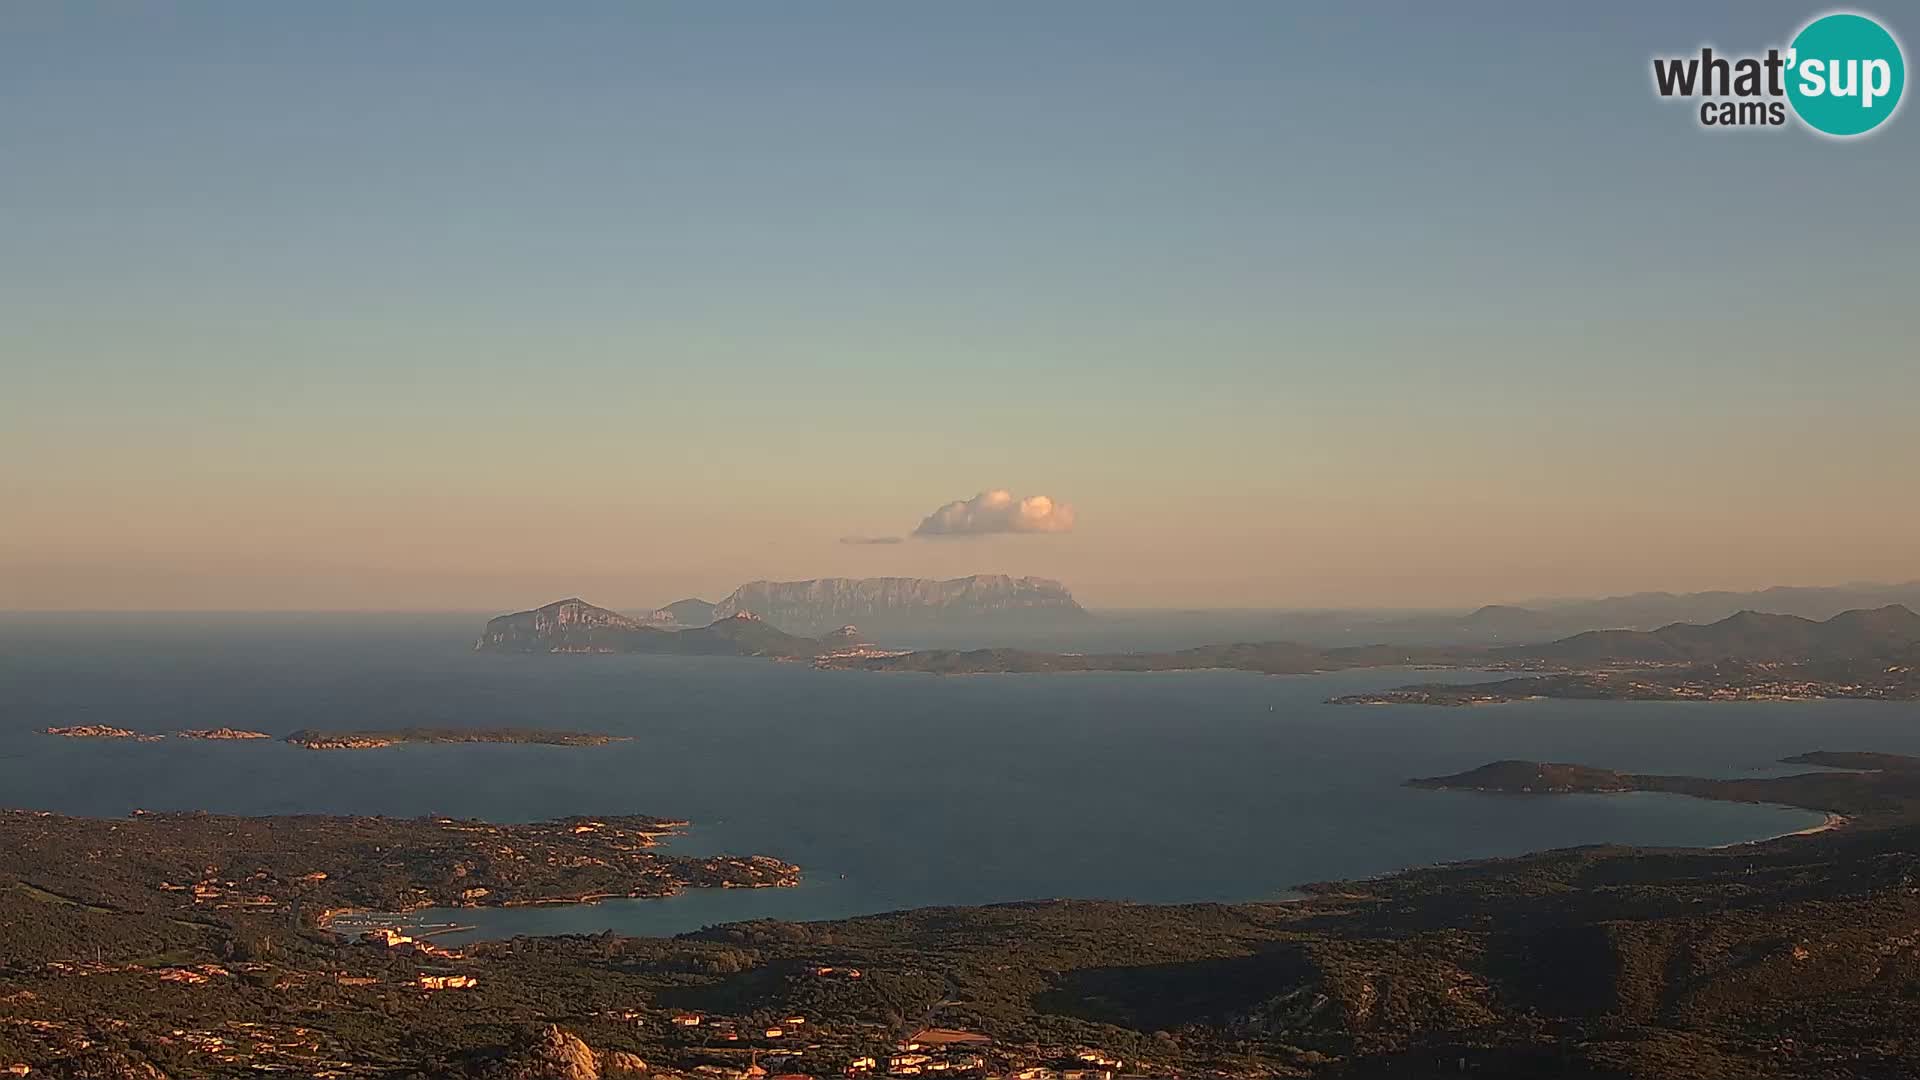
(369, 794), (1838, 944)
(1713, 810), (1850, 848)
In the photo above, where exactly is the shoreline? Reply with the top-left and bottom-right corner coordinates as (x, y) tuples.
(1713, 810), (1850, 848)
(364, 799), (1842, 943)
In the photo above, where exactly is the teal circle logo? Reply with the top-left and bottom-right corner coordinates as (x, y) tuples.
(1786, 12), (1905, 136)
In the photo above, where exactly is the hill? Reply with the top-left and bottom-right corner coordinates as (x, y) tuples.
(832, 606), (1920, 701)
(1410, 760), (1636, 793)
(1527, 579), (1920, 626)
(475, 599), (829, 658)
(1497, 604), (1920, 665)
(653, 597), (718, 626)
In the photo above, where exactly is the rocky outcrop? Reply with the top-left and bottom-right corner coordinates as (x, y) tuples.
(710, 575), (1086, 633)
(44, 725), (162, 742)
(489, 1025), (600, 1080)
(604, 1051), (648, 1077)
(44, 722), (143, 737)
(482, 1027), (645, 1080)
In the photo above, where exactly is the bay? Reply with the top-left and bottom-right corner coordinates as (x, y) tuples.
(5, 613), (1907, 941)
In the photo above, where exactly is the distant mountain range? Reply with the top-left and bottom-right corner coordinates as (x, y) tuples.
(1498, 603), (1920, 665)
(478, 594), (1920, 706)
(495, 577), (1920, 652)
(1525, 580), (1920, 623)
(1060, 581), (1920, 651)
(823, 605), (1920, 677)
(639, 575), (1086, 636)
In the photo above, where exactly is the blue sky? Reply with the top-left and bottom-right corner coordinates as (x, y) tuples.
(3, 3), (1915, 609)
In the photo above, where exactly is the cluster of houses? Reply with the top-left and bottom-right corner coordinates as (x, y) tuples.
(657, 1016), (1126, 1080)
(415, 974), (479, 991)
(671, 1013), (812, 1041)
(358, 926), (461, 960)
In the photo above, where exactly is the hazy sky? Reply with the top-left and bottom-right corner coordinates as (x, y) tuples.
(4, 2), (1916, 611)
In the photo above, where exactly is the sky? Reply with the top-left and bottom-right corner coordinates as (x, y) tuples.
(3, 2), (1916, 611)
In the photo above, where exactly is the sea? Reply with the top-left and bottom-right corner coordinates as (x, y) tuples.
(4, 612), (1915, 943)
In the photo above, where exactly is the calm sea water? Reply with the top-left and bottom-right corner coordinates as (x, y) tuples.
(5, 613), (1914, 941)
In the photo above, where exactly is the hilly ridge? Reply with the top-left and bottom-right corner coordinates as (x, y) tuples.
(825, 605), (1920, 680)
(476, 598), (830, 658)
(1497, 604), (1920, 665)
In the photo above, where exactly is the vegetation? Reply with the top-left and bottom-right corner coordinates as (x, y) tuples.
(824, 607), (1920, 692)
(0, 810), (795, 918)
(13, 754), (1920, 1075)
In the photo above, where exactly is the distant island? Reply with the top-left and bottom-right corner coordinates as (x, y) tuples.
(43, 725), (163, 742)
(705, 574), (1087, 634)
(284, 727), (629, 750)
(476, 598), (845, 658)
(40, 725), (629, 750)
(621, 574), (1087, 635)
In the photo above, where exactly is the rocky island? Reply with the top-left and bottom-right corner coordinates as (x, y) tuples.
(283, 727), (628, 750)
(176, 727), (273, 740)
(42, 724), (162, 741)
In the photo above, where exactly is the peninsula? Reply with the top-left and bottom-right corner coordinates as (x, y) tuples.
(0, 809), (795, 918)
(1407, 748), (1920, 820)
(10, 752), (1920, 1078)
(1330, 656), (1920, 706)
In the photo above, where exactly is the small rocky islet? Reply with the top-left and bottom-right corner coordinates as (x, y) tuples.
(40, 725), (627, 749)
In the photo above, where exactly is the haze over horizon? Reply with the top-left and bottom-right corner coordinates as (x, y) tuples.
(5, 2), (1917, 612)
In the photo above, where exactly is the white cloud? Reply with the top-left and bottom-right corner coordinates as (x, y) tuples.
(912, 489), (1077, 538)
